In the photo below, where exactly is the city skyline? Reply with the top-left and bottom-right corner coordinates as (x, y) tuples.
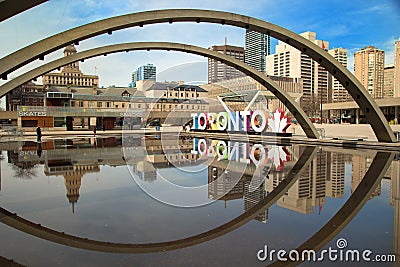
(0, 0), (399, 88)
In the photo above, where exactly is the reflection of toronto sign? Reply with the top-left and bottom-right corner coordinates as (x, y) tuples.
(191, 108), (290, 133)
(191, 138), (290, 170)
(18, 111), (47, 117)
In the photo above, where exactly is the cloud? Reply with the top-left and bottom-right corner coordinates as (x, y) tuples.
(1, 0), (400, 88)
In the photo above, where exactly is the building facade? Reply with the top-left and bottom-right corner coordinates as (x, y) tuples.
(204, 75), (303, 115)
(244, 30), (270, 73)
(6, 81), (44, 111)
(328, 48), (350, 102)
(384, 65), (395, 98)
(354, 46), (385, 99)
(42, 45), (99, 89)
(208, 44), (245, 83)
(394, 39), (400, 98)
(131, 64), (156, 87)
(15, 83), (208, 130)
(266, 31), (330, 116)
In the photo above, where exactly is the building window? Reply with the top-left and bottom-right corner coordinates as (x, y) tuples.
(122, 103), (125, 108)
(97, 102), (102, 108)
(106, 102), (111, 108)
(79, 101), (84, 107)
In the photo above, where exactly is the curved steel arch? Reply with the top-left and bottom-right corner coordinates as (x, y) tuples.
(268, 151), (394, 266)
(0, 146), (317, 253)
(0, 0), (48, 22)
(0, 42), (319, 139)
(0, 9), (395, 142)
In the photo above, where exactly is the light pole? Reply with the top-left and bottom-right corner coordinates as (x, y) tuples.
(320, 90), (323, 124)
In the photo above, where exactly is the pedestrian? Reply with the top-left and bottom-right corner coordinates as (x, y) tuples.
(37, 142), (42, 157)
(36, 126), (42, 143)
(93, 127), (96, 137)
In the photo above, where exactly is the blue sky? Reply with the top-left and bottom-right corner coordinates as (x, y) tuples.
(0, 0), (399, 87)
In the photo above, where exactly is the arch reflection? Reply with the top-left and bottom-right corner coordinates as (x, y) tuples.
(0, 141), (317, 253)
(268, 151), (395, 266)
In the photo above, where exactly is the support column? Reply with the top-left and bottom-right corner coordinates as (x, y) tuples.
(396, 106), (399, 124)
(356, 109), (360, 124)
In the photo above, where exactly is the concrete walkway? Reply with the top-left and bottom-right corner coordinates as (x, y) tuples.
(288, 123), (400, 142)
(0, 126), (183, 141)
(1, 125), (399, 151)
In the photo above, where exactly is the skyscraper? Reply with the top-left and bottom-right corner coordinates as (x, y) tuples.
(266, 31), (330, 116)
(394, 39), (400, 98)
(384, 65), (395, 98)
(326, 152), (345, 198)
(244, 30), (270, 72)
(328, 48), (350, 102)
(208, 43), (245, 83)
(131, 64), (156, 87)
(354, 46), (385, 99)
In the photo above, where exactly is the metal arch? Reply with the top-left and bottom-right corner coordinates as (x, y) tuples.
(0, 0), (48, 22)
(268, 151), (395, 266)
(0, 9), (395, 142)
(0, 146), (318, 254)
(0, 41), (319, 139)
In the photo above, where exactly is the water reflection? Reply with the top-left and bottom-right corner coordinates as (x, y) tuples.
(0, 135), (398, 266)
(0, 141), (317, 254)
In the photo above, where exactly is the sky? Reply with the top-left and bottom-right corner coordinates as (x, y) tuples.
(0, 0), (399, 88)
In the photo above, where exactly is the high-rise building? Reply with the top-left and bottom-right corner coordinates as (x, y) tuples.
(328, 48), (350, 102)
(394, 39), (400, 98)
(266, 31), (330, 116)
(208, 43), (245, 83)
(244, 179), (268, 223)
(326, 152), (345, 198)
(354, 46), (385, 99)
(351, 154), (381, 198)
(131, 64), (156, 87)
(42, 45), (99, 88)
(244, 30), (270, 73)
(276, 148), (327, 214)
(384, 64), (395, 98)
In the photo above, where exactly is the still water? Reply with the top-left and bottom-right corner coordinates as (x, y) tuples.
(0, 135), (398, 266)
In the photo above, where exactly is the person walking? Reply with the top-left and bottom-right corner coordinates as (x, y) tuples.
(36, 126), (42, 143)
(93, 127), (97, 137)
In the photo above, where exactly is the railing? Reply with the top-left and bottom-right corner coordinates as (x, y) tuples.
(17, 106), (143, 117)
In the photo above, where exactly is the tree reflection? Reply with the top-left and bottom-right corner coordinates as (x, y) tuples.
(11, 162), (38, 180)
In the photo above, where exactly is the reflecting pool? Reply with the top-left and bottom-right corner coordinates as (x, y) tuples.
(0, 135), (398, 266)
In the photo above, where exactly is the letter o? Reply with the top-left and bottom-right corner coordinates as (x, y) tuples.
(251, 110), (267, 133)
(217, 112), (228, 131)
(197, 113), (207, 130)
